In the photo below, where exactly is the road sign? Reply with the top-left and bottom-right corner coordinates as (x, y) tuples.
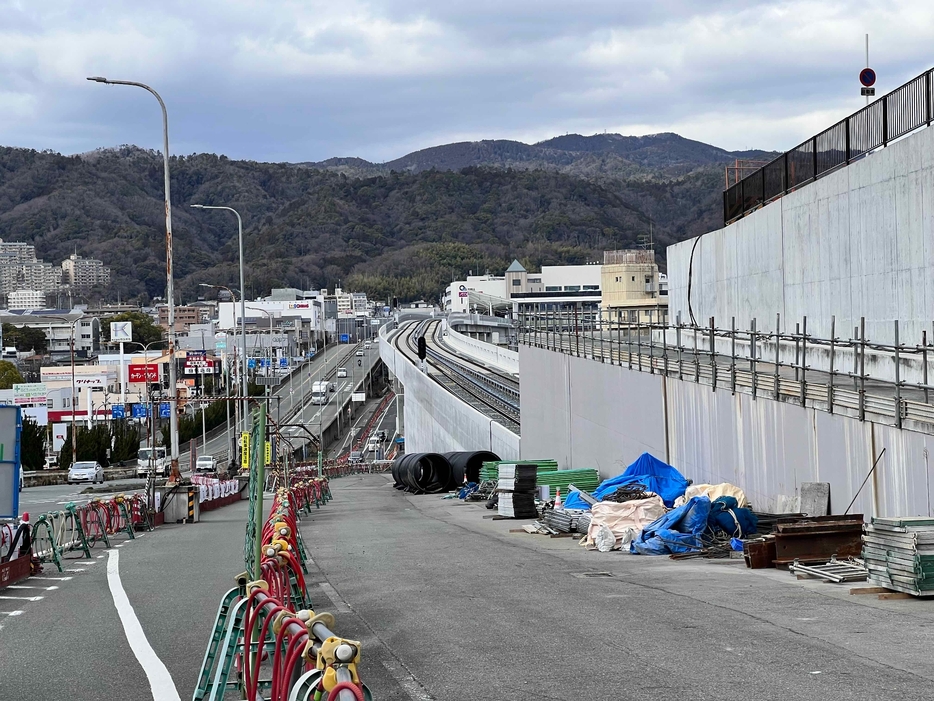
(13, 382), (47, 406)
(859, 67), (876, 87)
(241, 432), (250, 469)
(0, 406), (21, 519)
(159, 403), (171, 419)
(110, 321), (133, 342)
(248, 358), (257, 369)
(340, 334), (350, 343)
(256, 376), (280, 386)
(861, 87), (875, 96)
(264, 440), (272, 465)
(351, 392), (366, 402)
(279, 358), (288, 368)
(131, 404), (148, 419)
(112, 405), (126, 419)
(128, 363), (159, 383)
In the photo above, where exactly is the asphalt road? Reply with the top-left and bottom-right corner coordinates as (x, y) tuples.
(6, 474), (934, 700)
(17, 478), (149, 515)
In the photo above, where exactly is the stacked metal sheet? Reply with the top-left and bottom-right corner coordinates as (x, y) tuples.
(480, 460), (558, 482)
(535, 469), (600, 499)
(863, 517), (934, 597)
(542, 509), (574, 533)
(576, 512), (592, 534)
(497, 464), (538, 519)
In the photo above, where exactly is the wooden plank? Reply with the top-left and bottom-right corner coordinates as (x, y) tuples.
(878, 592), (914, 600)
(850, 586), (890, 595)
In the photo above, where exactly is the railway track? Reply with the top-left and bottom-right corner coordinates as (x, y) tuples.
(392, 319), (520, 432)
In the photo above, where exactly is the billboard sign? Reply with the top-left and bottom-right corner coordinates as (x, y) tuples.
(351, 392), (366, 403)
(110, 321), (133, 342)
(128, 363), (159, 383)
(13, 383), (47, 406)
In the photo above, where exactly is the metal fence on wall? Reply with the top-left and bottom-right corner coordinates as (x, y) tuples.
(517, 309), (934, 433)
(724, 67), (934, 225)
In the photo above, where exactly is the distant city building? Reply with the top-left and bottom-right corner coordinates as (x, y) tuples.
(8, 289), (48, 308)
(600, 249), (668, 324)
(158, 305), (203, 332)
(0, 309), (100, 354)
(62, 253), (111, 291)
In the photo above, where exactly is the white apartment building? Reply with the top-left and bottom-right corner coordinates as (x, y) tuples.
(62, 254), (111, 290)
(9, 289), (47, 308)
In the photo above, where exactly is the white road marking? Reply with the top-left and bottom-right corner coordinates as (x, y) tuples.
(7, 585), (58, 591)
(317, 582), (351, 613)
(381, 660), (435, 701)
(106, 549), (181, 701)
(0, 595), (43, 601)
(97, 555), (105, 559)
(0, 610), (24, 616)
(31, 576), (72, 581)
(115, 544), (125, 547)
(65, 569), (87, 573)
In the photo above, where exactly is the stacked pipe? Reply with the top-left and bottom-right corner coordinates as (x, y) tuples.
(393, 451), (501, 493)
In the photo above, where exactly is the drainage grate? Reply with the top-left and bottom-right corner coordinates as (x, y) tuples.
(571, 571), (615, 579)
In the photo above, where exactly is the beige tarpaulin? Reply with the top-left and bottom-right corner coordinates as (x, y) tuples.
(583, 495), (667, 550)
(674, 483), (750, 508)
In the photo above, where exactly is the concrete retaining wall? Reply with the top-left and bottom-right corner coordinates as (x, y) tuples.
(443, 323), (519, 375)
(520, 343), (934, 517)
(668, 123), (934, 346)
(380, 330), (520, 459)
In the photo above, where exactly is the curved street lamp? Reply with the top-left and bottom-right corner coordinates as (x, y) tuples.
(87, 76), (180, 481)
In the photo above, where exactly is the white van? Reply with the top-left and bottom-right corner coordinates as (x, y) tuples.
(336, 367), (347, 378)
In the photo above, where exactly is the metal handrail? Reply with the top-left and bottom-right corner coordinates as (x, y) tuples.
(725, 66), (934, 224)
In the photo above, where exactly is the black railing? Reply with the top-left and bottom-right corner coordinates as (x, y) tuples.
(724, 67), (934, 225)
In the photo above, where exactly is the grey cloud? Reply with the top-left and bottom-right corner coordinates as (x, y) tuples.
(0, 1), (930, 162)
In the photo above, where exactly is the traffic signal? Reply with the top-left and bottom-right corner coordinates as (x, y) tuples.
(417, 336), (426, 360)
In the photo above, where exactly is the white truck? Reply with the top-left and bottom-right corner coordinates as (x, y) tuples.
(137, 446), (168, 478)
(311, 381), (328, 405)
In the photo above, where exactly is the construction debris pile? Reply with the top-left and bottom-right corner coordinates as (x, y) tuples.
(863, 517), (934, 597)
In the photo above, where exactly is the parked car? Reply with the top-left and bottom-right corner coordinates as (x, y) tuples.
(195, 455), (217, 474)
(68, 461), (104, 485)
(336, 367), (348, 378)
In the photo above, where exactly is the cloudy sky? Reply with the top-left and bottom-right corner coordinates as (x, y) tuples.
(1, 0), (931, 163)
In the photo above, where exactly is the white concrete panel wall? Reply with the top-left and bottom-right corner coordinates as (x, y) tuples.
(669, 124), (934, 345)
(522, 344), (934, 518)
(444, 325), (519, 375)
(519, 345), (668, 476)
(379, 332), (520, 459)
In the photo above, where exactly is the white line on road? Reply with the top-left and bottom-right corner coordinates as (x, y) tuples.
(381, 660), (435, 701)
(7, 585), (58, 591)
(30, 576), (72, 581)
(0, 610), (24, 616)
(65, 569), (87, 573)
(317, 582), (351, 613)
(106, 549), (181, 701)
(0, 595), (43, 601)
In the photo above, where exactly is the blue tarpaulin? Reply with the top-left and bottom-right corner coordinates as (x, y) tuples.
(563, 453), (690, 510)
(630, 496), (712, 555)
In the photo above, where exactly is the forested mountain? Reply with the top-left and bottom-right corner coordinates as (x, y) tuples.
(0, 133), (773, 303)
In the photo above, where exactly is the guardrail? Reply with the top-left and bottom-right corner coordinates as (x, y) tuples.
(725, 65), (934, 224)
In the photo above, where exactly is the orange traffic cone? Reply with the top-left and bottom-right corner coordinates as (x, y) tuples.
(555, 487), (563, 510)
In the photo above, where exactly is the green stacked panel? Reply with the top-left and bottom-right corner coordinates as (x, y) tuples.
(479, 460), (558, 482)
(863, 517), (934, 597)
(535, 469), (600, 499)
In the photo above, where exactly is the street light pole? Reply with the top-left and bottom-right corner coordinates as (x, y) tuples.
(192, 207), (249, 439)
(87, 76), (180, 481)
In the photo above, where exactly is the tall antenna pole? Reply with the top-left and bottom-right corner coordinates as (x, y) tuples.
(865, 34), (870, 107)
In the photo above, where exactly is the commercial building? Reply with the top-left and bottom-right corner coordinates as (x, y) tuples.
(600, 249), (669, 324)
(158, 305), (204, 332)
(0, 309), (100, 355)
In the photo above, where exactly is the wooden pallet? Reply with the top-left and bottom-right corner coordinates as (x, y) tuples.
(849, 586), (915, 600)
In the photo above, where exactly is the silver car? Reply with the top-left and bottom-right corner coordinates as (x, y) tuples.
(68, 460), (104, 485)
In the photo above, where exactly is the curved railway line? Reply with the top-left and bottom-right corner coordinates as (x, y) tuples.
(392, 319), (520, 433)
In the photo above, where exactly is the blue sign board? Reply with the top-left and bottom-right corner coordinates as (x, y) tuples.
(111, 405), (126, 420)
(307, 350), (316, 358)
(339, 334), (350, 343)
(248, 358), (257, 370)
(131, 404), (148, 419)
(279, 358), (288, 368)
(859, 67), (876, 87)
(0, 406), (22, 519)
(159, 403), (171, 419)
